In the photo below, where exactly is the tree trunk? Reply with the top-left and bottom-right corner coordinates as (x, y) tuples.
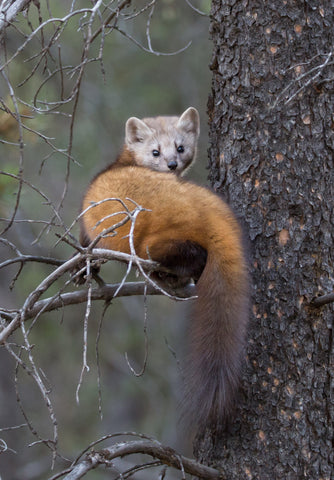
(197, 0), (334, 478)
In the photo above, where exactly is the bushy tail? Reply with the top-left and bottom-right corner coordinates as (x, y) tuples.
(183, 244), (249, 432)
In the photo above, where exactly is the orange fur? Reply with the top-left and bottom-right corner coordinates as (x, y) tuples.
(80, 166), (249, 430)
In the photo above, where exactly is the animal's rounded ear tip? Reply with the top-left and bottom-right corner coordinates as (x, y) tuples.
(180, 107), (199, 119)
(126, 117), (139, 127)
(184, 107), (200, 121)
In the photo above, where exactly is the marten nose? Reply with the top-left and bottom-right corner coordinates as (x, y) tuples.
(168, 160), (178, 170)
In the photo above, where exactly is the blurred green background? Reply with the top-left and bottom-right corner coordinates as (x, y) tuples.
(0, 1), (212, 478)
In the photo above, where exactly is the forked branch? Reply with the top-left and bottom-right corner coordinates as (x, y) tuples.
(51, 438), (221, 480)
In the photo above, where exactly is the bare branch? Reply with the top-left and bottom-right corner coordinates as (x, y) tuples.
(90, 0), (131, 44)
(0, 254), (63, 270)
(0, 0), (31, 33)
(52, 439), (222, 480)
(0, 282), (195, 335)
(0, 244), (196, 344)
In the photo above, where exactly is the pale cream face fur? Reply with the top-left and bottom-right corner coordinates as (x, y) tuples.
(125, 107), (200, 176)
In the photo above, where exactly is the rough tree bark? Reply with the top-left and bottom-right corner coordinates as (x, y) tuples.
(197, 0), (334, 478)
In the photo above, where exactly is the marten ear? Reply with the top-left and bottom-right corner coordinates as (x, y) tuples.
(177, 107), (200, 138)
(125, 117), (153, 144)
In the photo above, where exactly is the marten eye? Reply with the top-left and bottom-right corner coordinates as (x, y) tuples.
(152, 149), (160, 157)
(177, 145), (185, 153)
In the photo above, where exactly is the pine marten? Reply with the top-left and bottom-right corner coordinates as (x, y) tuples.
(79, 108), (249, 430)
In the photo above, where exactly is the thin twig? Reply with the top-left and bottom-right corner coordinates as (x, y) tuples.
(272, 51), (333, 107)
(95, 301), (112, 420)
(113, 25), (192, 56)
(183, 0), (209, 16)
(124, 283), (149, 377)
(0, 72), (24, 236)
(76, 258), (92, 404)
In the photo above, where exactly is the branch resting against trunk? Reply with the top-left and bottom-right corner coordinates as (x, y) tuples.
(59, 440), (222, 480)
